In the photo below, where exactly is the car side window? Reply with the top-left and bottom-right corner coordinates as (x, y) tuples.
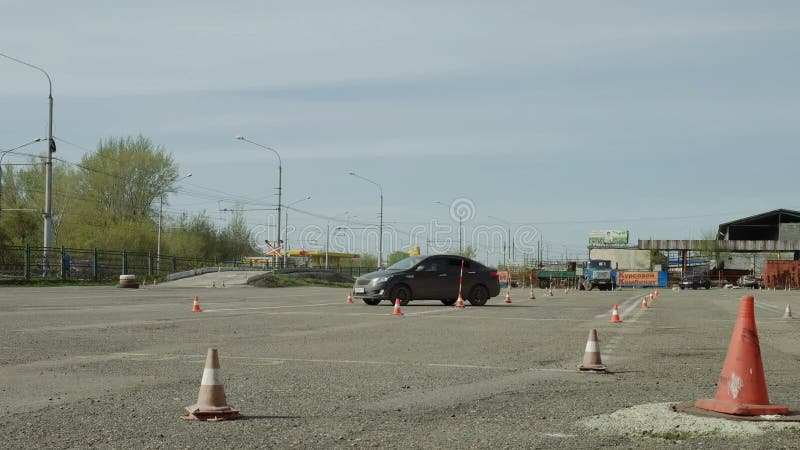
(422, 259), (443, 272)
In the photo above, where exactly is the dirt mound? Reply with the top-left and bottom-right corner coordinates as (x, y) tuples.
(247, 269), (354, 288)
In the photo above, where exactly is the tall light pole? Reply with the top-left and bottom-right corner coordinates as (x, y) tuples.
(235, 136), (282, 268)
(1, 52), (54, 274)
(0, 138), (44, 220)
(284, 196), (311, 266)
(157, 173), (192, 273)
(435, 201), (463, 254)
(348, 172), (383, 269)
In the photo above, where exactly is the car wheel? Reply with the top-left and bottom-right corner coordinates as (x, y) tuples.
(467, 285), (489, 306)
(362, 298), (381, 306)
(440, 298), (457, 306)
(705, 283), (710, 290)
(390, 284), (412, 306)
(539, 279), (549, 289)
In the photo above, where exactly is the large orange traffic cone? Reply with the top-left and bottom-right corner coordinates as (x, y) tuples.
(391, 298), (404, 316)
(182, 348), (240, 421)
(641, 296), (649, 309)
(504, 291), (512, 304)
(455, 294), (465, 308)
(346, 292), (354, 304)
(609, 304), (623, 323)
(578, 329), (607, 373)
(192, 296), (202, 313)
(695, 295), (788, 416)
(784, 304), (792, 319)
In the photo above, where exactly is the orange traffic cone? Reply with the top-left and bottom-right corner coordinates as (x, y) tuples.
(504, 291), (512, 304)
(391, 298), (404, 316)
(455, 294), (466, 308)
(221, 280), (225, 288)
(346, 292), (354, 304)
(641, 296), (649, 309)
(529, 287), (536, 300)
(578, 329), (607, 373)
(211, 280), (216, 288)
(154, 278), (158, 286)
(192, 296), (202, 313)
(784, 304), (792, 319)
(695, 296), (788, 416)
(609, 304), (623, 323)
(182, 348), (240, 421)
(547, 287), (553, 297)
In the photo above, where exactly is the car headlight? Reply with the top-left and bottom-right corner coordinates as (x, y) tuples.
(370, 276), (391, 285)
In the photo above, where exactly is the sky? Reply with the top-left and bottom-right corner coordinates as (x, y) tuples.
(2, 1), (799, 265)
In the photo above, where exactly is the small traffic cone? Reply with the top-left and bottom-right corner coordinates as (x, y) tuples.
(182, 348), (239, 421)
(529, 287), (536, 300)
(504, 291), (512, 304)
(455, 293), (466, 308)
(641, 296), (649, 309)
(784, 304), (792, 319)
(154, 278), (158, 286)
(547, 287), (553, 297)
(221, 280), (225, 288)
(142, 278), (147, 288)
(609, 304), (623, 323)
(192, 296), (202, 313)
(391, 298), (404, 316)
(211, 280), (216, 288)
(578, 329), (607, 373)
(346, 292), (354, 304)
(695, 295), (788, 416)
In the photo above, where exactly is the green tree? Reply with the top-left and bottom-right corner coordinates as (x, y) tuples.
(358, 254), (378, 269)
(387, 250), (409, 266)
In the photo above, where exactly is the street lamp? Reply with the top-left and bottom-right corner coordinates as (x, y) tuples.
(284, 196), (311, 266)
(157, 173), (192, 273)
(348, 172), (383, 269)
(0, 138), (44, 220)
(235, 136), (282, 267)
(488, 215), (513, 267)
(435, 201), (463, 254)
(1, 52), (55, 274)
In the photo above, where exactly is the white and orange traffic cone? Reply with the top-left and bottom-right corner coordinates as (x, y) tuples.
(529, 287), (536, 300)
(221, 280), (225, 288)
(455, 293), (465, 308)
(211, 280), (216, 288)
(547, 286), (554, 297)
(346, 292), (354, 304)
(784, 304), (793, 319)
(578, 329), (607, 373)
(192, 295), (202, 313)
(642, 296), (649, 309)
(154, 278), (158, 286)
(182, 348), (240, 421)
(504, 291), (512, 304)
(391, 298), (404, 316)
(609, 304), (623, 323)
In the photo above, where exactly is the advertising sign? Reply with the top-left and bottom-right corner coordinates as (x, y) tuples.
(589, 230), (629, 245)
(498, 271), (509, 287)
(616, 271), (668, 287)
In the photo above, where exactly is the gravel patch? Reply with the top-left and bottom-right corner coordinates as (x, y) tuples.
(579, 402), (800, 440)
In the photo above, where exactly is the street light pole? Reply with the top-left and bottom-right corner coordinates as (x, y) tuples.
(157, 173), (192, 274)
(236, 136), (282, 268)
(488, 215), (513, 267)
(348, 172), (383, 269)
(1, 52), (54, 274)
(435, 200), (463, 254)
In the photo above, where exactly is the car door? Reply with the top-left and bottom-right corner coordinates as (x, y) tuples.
(441, 256), (469, 299)
(410, 257), (449, 300)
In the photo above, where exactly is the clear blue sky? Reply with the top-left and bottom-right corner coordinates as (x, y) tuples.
(2, 1), (798, 265)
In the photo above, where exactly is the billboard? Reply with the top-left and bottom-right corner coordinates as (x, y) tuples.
(589, 230), (629, 245)
(616, 271), (668, 287)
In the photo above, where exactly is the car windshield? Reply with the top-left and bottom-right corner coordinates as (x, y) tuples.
(386, 256), (426, 270)
(589, 260), (610, 269)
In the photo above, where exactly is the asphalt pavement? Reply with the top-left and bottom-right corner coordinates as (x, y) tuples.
(1, 276), (798, 449)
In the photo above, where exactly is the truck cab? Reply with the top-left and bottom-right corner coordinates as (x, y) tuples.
(582, 259), (614, 291)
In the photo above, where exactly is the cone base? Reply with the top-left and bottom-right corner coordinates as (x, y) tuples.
(182, 405), (240, 421)
(609, 318), (623, 323)
(695, 398), (788, 416)
(578, 364), (607, 374)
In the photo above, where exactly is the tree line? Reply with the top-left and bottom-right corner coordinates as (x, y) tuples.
(0, 135), (257, 260)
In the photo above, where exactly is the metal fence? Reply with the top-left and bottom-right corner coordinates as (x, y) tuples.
(0, 245), (226, 282)
(0, 244), (377, 282)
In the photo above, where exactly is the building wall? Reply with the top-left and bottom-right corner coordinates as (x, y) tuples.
(589, 248), (651, 270)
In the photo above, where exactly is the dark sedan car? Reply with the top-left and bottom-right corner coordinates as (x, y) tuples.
(680, 274), (711, 290)
(352, 255), (501, 306)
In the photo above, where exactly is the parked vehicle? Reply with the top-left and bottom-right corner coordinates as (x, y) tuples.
(352, 255), (501, 306)
(581, 259), (614, 291)
(736, 275), (759, 288)
(680, 274), (711, 290)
